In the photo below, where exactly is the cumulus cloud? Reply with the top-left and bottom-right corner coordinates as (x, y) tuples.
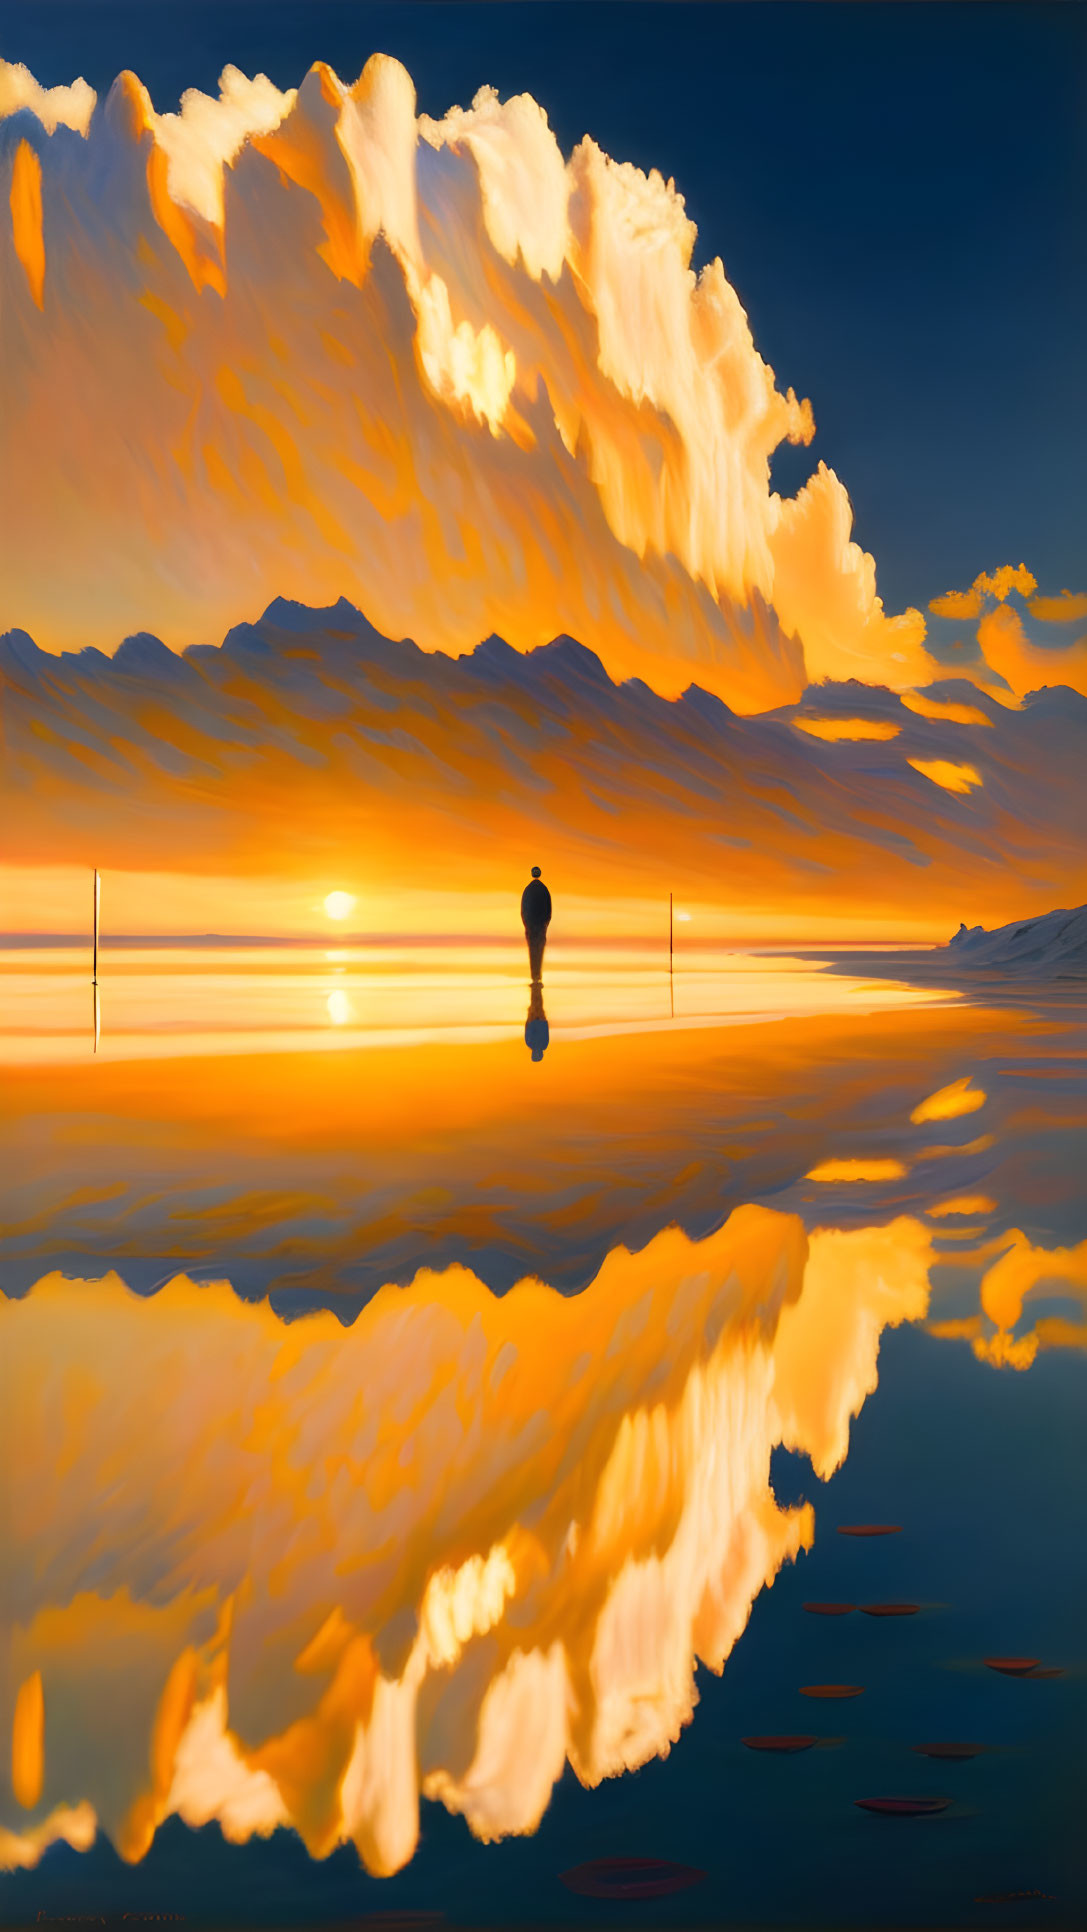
(1, 55), (926, 708)
(0, 61), (95, 135)
(928, 564), (1037, 621)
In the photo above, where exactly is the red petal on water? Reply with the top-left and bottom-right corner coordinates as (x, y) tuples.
(799, 1684), (865, 1698)
(803, 1602), (856, 1615)
(838, 1524), (902, 1537)
(560, 1859), (706, 1900)
(984, 1657), (1040, 1675)
(912, 1742), (984, 1760)
(860, 1603), (920, 1617)
(855, 1797), (950, 1817)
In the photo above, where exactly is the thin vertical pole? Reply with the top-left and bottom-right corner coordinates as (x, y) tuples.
(92, 869), (100, 983)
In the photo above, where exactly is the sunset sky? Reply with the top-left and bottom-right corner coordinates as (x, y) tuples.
(3, 1), (1082, 614)
(1, 3), (1084, 937)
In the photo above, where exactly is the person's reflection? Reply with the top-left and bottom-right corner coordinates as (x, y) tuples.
(521, 867), (552, 1060)
(525, 978), (550, 1062)
(521, 865), (551, 981)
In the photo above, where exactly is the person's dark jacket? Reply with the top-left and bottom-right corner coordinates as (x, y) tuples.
(521, 879), (552, 929)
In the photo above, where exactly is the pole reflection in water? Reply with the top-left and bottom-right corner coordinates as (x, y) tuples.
(0, 1210), (932, 1877)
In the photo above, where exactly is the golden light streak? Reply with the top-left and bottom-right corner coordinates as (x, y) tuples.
(792, 717), (900, 742)
(899, 691), (992, 728)
(906, 759), (983, 796)
(9, 138), (45, 308)
(804, 1158), (907, 1183)
(910, 1076), (986, 1125)
(927, 1194), (996, 1218)
(11, 1672), (44, 1810)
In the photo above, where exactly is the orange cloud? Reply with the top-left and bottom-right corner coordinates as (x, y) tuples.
(928, 563), (1036, 620)
(0, 55), (926, 708)
(8, 139), (44, 308)
(968, 1232), (1087, 1370)
(899, 691), (992, 727)
(976, 601), (1087, 701)
(1027, 591), (1087, 624)
(804, 1158), (908, 1182)
(906, 759), (983, 796)
(910, 1076), (986, 1125)
(927, 1194), (996, 1218)
(792, 717), (900, 742)
(923, 564), (1087, 702)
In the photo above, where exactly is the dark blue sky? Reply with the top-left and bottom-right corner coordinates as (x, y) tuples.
(2, 2), (1083, 618)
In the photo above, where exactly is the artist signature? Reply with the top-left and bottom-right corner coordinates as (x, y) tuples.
(34, 1916), (185, 1925)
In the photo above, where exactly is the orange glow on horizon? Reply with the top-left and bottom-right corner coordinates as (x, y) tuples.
(0, 864), (1061, 949)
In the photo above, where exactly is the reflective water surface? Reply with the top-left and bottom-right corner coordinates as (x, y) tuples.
(1, 947), (1084, 1927)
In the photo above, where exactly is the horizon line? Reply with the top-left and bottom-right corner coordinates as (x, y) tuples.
(0, 931), (938, 953)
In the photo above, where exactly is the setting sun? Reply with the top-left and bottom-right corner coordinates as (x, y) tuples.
(323, 891), (357, 921)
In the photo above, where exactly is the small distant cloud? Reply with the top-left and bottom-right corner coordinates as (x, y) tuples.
(906, 758), (983, 796)
(805, 1157), (908, 1182)
(793, 717), (900, 742)
(921, 563), (1087, 702)
(927, 1194), (996, 1218)
(928, 564), (1036, 620)
(910, 1076), (986, 1125)
(1027, 590), (1087, 624)
(899, 692), (992, 727)
(0, 60), (95, 135)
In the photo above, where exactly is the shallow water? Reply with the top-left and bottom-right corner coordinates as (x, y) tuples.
(1, 947), (1085, 1927)
(0, 943), (945, 1063)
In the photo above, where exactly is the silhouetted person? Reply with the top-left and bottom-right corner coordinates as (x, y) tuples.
(521, 865), (551, 981)
(524, 979), (549, 1062)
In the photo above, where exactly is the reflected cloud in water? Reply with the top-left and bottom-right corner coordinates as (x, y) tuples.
(1, 1209), (932, 1876)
